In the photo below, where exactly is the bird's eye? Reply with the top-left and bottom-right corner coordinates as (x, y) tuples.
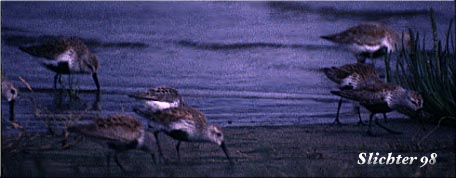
(216, 133), (222, 137)
(10, 89), (15, 94)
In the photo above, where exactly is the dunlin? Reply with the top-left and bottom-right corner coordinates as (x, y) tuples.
(2, 72), (18, 124)
(19, 37), (100, 93)
(321, 23), (410, 63)
(323, 63), (383, 125)
(128, 86), (185, 112)
(331, 83), (423, 135)
(133, 107), (233, 163)
(66, 114), (156, 173)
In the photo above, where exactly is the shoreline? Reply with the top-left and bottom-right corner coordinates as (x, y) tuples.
(2, 119), (455, 177)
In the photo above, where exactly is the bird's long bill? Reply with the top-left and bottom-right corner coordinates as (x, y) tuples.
(92, 73), (101, 93)
(9, 99), (15, 121)
(220, 141), (233, 164)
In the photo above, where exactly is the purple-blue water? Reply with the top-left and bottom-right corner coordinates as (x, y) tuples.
(1, 2), (454, 135)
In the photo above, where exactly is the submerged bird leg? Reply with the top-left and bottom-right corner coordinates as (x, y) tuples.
(150, 153), (157, 165)
(356, 106), (365, 126)
(154, 131), (167, 163)
(68, 74), (72, 91)
(92, 73), (101, 94)
(333, 98), (343, 125)
(105, 152), (112, 176)
(417, 110), (426, 131)
(139, 145), (157, 165)
(114, 152), (127, 174)
(383, 113), (388, 123)
(55, 74), (64, 90)
(367, 113), (375, 136)
(356, 54), (367, 63)
(176, 141), (181, 161)
(54, 73), (59, 89)
(9, 100), (15, 122)
(375, 118), (402, 135)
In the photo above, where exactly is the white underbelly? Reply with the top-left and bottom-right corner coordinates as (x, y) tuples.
(144, 100), (179, 111)
(348, 44), (383, 54)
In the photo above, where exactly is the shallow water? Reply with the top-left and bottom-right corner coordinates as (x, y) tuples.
(1, 2), (454, 135)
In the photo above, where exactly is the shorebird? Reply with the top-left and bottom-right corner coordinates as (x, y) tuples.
(19, 37), (100, 93)
(65, 114), (156, 173)
(331, 83), (423, 135)
(133, 107), (233, 164)
(323, 63), (385, 125)
(128, 86), (186, 112)
(321, 23), (410, 63)
(2, 72), (19, 127)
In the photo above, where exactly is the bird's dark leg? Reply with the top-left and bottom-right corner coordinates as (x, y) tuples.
(383, 113), (388, 123)
(150, 153), (157, 165)
(356, 106), (366, 126)
(139, 145), (158, 165)
(176, 141), (181, 161)
(367, 113), (375, 136)
(58, 74), (63, 88)
(92, 73), (101, 94)
(105, 152), (112, 176)
(68, 74), (72, 91)
(356, 54), (367, 63)
(54, 73), (59, 89)
(333, 98), (343, 125)
(92, 91), (101, 111)
(417, 110), (426, 131)
(114, 152), (127, 174)
(9, 100), (15, 122)
(375, 117), (402, 135)
(154, 131), (167, 163)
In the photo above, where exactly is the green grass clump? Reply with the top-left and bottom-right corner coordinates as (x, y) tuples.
(385, 9), (455, 122)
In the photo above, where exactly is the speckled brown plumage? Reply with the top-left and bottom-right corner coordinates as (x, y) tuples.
(323, 63), (382, 89)
(321, 23), (409, 63)
(133, 107), (232, 163)
(66, 113), (157, 172)
(331, 83), (423, 135)
(69, 114), (143, 143)
(148, 107), (207, 127)
(20, 37), (91, 61)
(129, 86), (181, 102)
(128, 86), (186, 111)
(19, 37), (100, 92)
(321, 23), (398, 46)
(323, 63), (383, 125)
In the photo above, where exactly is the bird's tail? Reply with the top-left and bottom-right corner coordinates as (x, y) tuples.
(128, 92), (143, 100)
(322, 67), (340, 83)
(19, 46), (35, 55)
(19, 45), (49, 58)
(320, 34), (341, 42)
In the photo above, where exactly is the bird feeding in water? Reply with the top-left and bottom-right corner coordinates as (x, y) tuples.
(19, 37), (101, 93)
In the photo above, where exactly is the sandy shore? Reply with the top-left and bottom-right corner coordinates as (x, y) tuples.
(2, 119), (455, 177)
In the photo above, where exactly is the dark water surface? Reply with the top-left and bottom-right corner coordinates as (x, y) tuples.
(1, 2), (454, 135)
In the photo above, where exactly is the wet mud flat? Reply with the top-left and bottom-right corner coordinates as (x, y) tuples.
(2, 119), (455, 177)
